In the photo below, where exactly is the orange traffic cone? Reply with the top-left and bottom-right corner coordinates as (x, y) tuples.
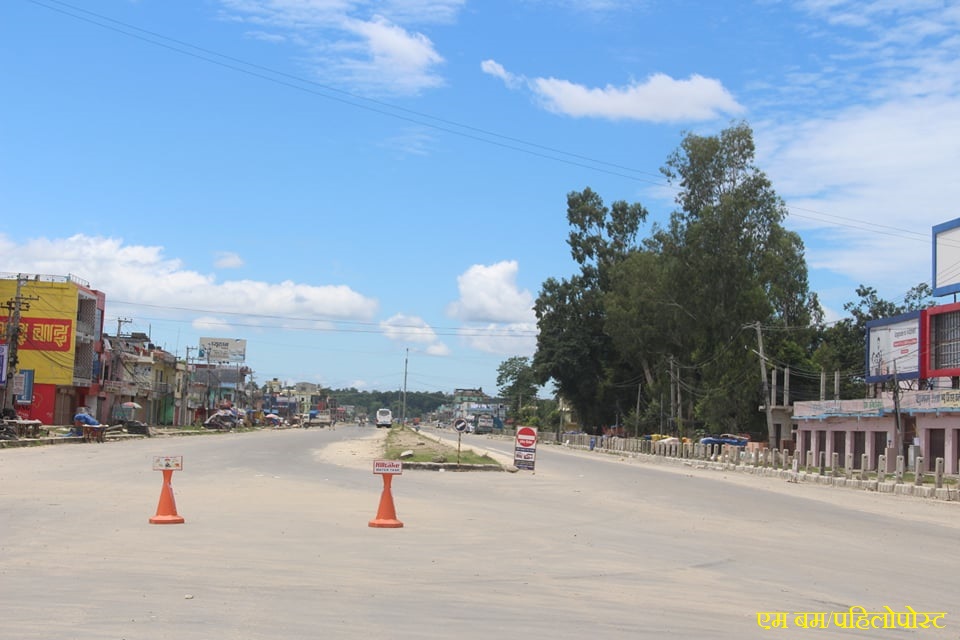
(368, 473), (403, 528)
(150, 469), (185, 525)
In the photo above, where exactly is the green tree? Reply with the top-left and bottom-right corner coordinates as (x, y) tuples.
(533, 188), (648, 431)
(647, 122), (817, 435)
(496, 356), (538, 419)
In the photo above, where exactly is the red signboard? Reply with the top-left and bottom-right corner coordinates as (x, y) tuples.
(0, 316), (73, 352)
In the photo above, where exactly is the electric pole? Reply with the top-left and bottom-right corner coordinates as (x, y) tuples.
(3, 275), (38, 411)
(754, 322), (775, 448)
(401, 348), (408, 425)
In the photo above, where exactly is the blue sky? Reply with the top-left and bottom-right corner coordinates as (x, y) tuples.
(2, 0), (959, 396)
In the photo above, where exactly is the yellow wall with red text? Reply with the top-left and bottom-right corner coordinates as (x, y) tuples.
(0, 279), (77, 386)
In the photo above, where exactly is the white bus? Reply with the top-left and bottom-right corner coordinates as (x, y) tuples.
(375, 408), (393, 428)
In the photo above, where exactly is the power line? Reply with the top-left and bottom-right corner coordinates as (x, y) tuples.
(23, 0), (952, 248)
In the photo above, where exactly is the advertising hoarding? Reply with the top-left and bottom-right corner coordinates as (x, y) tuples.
(199, 337), (246, 363)
(865, 312), (920, 383)
(932, 217), (960, 297)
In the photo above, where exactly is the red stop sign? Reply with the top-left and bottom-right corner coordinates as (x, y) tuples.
(516, 426), (537, 448)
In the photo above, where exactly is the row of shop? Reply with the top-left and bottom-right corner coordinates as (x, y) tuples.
(791, 392), (960, 475)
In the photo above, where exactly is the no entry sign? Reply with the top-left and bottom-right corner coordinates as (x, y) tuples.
(516, 427), (537, 448)
(514, 426), (538, 471)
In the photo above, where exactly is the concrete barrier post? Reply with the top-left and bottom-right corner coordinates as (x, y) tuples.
(844, 453), (853, 479)
(935, 457), (944, 489)
(860, 454), (869, 481)
(914, 456), (924, 486)
(807, 450), (814, 471)
(831, 452), (840, 477)
(819, 451), (827, 475)
(878, 454), (887, 483)
(895, 455), (904, 484)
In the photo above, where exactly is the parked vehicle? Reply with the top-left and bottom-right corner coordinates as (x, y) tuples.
(204, 408), (240, 430)
(473, 413), (495, 434)
(699, 433), (749, 447)
(375, 408), (393, 428)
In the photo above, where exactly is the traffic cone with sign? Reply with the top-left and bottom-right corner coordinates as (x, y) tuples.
(150, 469), (185, 525)
(369, 473), (403, 528)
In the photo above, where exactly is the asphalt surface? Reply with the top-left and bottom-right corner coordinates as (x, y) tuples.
(1, 426), (956, 639)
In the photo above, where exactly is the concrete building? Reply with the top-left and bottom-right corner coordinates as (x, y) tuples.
(793, 391), (960, 474)
(0, 273), (106, 425)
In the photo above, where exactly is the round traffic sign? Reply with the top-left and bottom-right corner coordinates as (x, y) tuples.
(516, 426), (537, 448)
(454, 419), (468, 432)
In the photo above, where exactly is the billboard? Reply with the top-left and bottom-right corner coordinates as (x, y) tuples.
(199, 337), (246, 363)
(865, 312), (920, 383)
(932, 217), (960, 297)
(920, 301), (960, 379)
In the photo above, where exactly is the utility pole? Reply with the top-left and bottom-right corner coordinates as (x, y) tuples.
(3, 275), (38, 411)
(754, 322), (775, 448)
(669, 356), (676, 435)
(401, 348), (408, 425)
(635, 383), (641, 438)
(892, 364), (903, 461)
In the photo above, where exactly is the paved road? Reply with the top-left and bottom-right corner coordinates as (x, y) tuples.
(1, 426), (956, 639)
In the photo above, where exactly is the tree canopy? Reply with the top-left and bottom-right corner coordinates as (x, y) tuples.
(533, 122), (820, 437)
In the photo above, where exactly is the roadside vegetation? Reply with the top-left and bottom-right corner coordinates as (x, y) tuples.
(509, 121), (932, 439)
(383, 426), (500, 466)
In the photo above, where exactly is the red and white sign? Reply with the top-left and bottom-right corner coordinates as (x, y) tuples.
(516, 426), (537, 448)
(373, 459), (403, 475)
(153, 456), (183, 471)
(514, 426), (538, 471)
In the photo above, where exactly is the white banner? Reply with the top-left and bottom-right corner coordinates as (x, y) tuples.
(199, 337), (246, 363)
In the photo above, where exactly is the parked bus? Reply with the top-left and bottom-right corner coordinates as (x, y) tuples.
(375, 408), (393, 428)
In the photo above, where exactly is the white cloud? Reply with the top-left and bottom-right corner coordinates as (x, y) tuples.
(480, 59), (522, 89)
(338, 16), (445, 94)
(447, 261), (535, 323)
(193, 316), (234, 332)
(380, 313), (450, 355)
(445, 261), (538, 356)
(483, 59), (743, 123)
(532, 73), (744, 122)
(0, 234), (379, 323)
(753, 2), (960, 304)
(214, 251), (244, 268)
(458, 322), (538, 357)
(219, 1), (452, 95)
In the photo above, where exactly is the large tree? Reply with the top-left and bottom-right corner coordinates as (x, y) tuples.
(537, 123), (819, 438)
(648, 121), (818, 433)
(533, 188), (647, 430)
(496, 356), (538, 419)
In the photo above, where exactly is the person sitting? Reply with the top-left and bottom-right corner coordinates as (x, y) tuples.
(71, 410), (99, 437)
